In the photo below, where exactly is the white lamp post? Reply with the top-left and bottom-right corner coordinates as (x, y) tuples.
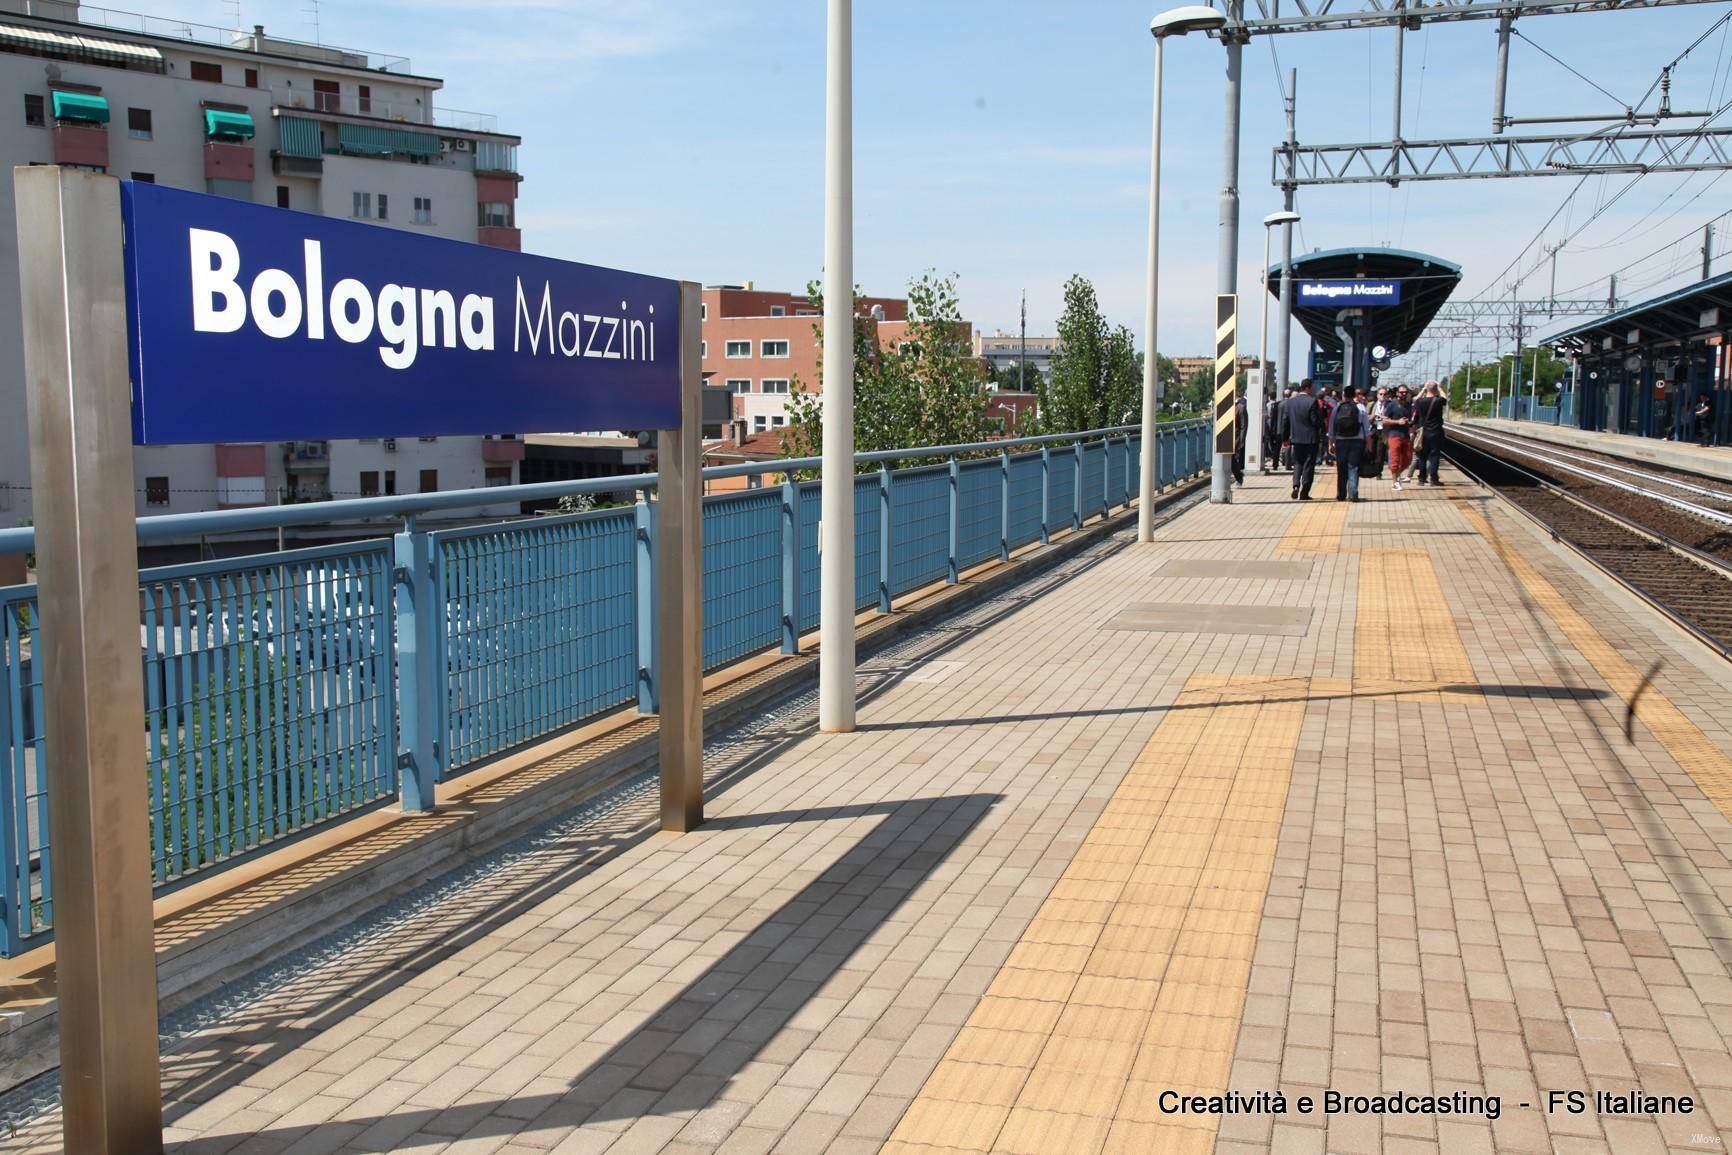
(1250, 209), (1300, 474)
(819, 0), (854, 731)
(1139, 5), (1228, 542)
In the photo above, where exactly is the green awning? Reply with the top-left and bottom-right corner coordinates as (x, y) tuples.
(50, 91), (108, 124)
(276, 115), (323, 159)
(203, 108), (255, 141)
(337, 122), (439, 159)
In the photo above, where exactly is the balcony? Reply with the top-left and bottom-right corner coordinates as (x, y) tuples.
(477, 226), (521, 251)
(482, 437), (525, 464)
(52, 122), (108, 169)
(204, 141), (255, 182)
(283, 441), (330, 470)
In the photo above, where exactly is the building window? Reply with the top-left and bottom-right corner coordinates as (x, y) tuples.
(131, 172), (155, 183)
(419, 469), (438, 493)
(771, 415), (787, 427)
(418, 436), (438, 443)
(700, 340), (708, 359)
(244, 67), (258, 89)
(145, 476), (170, 506)
(753, 416), (767, 433)
(276, 185), (290, 208)
(724, 340), (751, 359)
(190, 60), (222, 83)
(359, 470), (380, 497)
(761, 340), (790, 358)
(725, 379), (751, 393)
(377, 193), (388, 220)
(760, 378), (790, 394)
(412, 196), (432, 224)
(478, 202), (514, 228)
(770, 305), (785, 317)
(127, 107), (151, 140)
(701, 303), (708, 321)
(352, 191), (373, 219)
(384, 470), (397, 496)
(313, 79), (340, 112)
(358, 84), (372, 114)
(485, 467), (511, 487)
(23, 94), (42, 127)
(797, 309), (818, 316)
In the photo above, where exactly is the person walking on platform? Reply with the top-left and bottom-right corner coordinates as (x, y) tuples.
(1320, 389), (1338, 466)
(1411, 380), (1448, 486)
(1697, 394), (1716, 447)
(1333, 385), (1367, 502)
(1381, 386), (1413, 491)
(1263, 390), (1284, 474)
(1280, 379), (1323, 500)
(1231, 391), (1249, 485)
(1367, 386), (1389, 480)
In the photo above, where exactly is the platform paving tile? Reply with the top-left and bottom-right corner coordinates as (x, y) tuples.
(10, 469), (1732, 1153)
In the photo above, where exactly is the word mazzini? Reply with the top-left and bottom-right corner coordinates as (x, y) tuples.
(188, 230), (657, 370)
(1158, 1090), (1500, 1120)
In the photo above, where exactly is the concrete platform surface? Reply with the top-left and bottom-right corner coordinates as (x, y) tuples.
(1460, 417), (1732, 481)
(8, 466), (1732, 1154)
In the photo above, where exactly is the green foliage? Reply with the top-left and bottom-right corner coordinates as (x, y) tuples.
(783, 271), (994, 471)
(554, 492), (596, 515)
(1443, 347), (1569, 414)
(988, 359), (1042, 392)
(1033, 275), (1143, 434)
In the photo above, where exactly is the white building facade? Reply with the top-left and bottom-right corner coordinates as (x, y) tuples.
(0, 0), (526, 522)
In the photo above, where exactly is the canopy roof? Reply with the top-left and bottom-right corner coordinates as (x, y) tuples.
(1548, 270), (1732, 355)
(1266, 246), (1462, 355)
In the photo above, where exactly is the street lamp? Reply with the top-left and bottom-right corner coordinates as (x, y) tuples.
(1250, 209), (1300, 474)
(1139, 4), (1228, 543)
(819, 0), (854, 732)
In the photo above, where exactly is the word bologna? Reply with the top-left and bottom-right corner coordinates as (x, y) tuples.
(188, 229), (657, 370)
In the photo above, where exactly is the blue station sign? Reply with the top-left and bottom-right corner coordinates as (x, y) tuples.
(1296, 279), (1403, 307)
(120, 181), (683, 445)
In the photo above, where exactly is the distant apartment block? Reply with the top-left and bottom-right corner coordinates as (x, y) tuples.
(1170, 354), (1266, 384)
(0, 0), (525, 521)
(701, 284), (949, 434)
(974, 331), (1058, 384)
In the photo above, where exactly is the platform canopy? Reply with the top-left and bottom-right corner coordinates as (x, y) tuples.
(1548, 269), (1732, 356)
(1267, 246), (1461, 355)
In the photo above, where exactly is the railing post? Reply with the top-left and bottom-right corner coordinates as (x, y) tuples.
(999, 449), (1012, 562)
(1040, 446), (1052, 545)
(878, 464), (893, 613)
(947, 454), (961, 584)
(393, 523), (437, 811)
(781, 479), (800, 654)
(1072, 441), (1084, 532)
(1102, 438), (1111, 512)
(635, 499), (656, 712)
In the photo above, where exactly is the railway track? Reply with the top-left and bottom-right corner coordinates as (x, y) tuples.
(1445, 429), (1732, 658)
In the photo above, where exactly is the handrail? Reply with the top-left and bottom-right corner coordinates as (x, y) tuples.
(0, 422), (1194, 556)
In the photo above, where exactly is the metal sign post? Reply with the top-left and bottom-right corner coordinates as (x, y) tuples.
(17, 166), (163, 1153)
(659, 282), (704, 832)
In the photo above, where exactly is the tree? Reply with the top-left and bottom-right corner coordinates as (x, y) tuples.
(783, 271), (993, 470)
(989, 359), (1043, 392)
(1035, 275), (1143, 434)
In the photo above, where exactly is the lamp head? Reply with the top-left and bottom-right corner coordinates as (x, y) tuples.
(1263, 210), (1301, 227)
(1151, 5), (1229, 38)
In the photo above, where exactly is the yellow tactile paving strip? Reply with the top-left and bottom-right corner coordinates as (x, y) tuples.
(1460, 502), (1732, 821)
(1274, 500), (1349, 554)
(886, 674), (1310, 1155)
(1354, 547), (1477, 686)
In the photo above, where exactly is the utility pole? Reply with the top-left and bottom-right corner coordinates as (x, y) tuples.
(1213, 0), (1245, 505)
(1277, 70), (1298, 408)
(1511, 303), (1525, 420)
(1703, 223), (1715, 280)
(1019, 289), (1027, 392)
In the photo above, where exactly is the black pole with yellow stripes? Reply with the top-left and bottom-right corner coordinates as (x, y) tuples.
(1215, 294), (1238, 456)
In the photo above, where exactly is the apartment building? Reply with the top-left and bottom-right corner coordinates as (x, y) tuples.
(1170, 354), (1266, 383)
(0, 0), (526, 522)
(700, 285), (915, 434)
(974, 331), (1058, 384)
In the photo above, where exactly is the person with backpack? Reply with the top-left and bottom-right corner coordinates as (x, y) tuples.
(1333, 385), (1367, 502)
(1263, 390), (1284, 474)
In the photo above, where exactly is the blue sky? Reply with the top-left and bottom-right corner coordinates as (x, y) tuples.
(145, 1), (1732, 368)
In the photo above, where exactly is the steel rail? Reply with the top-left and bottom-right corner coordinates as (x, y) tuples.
(1459, 427), (1732, 502)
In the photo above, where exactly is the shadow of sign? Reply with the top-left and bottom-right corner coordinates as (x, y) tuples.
(174, 791), (998, 1152)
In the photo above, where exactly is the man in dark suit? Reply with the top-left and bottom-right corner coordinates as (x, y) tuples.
(1278, 379), (1323, 500)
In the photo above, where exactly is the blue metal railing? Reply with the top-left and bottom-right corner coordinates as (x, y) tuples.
(0, 419), (1209, 954)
